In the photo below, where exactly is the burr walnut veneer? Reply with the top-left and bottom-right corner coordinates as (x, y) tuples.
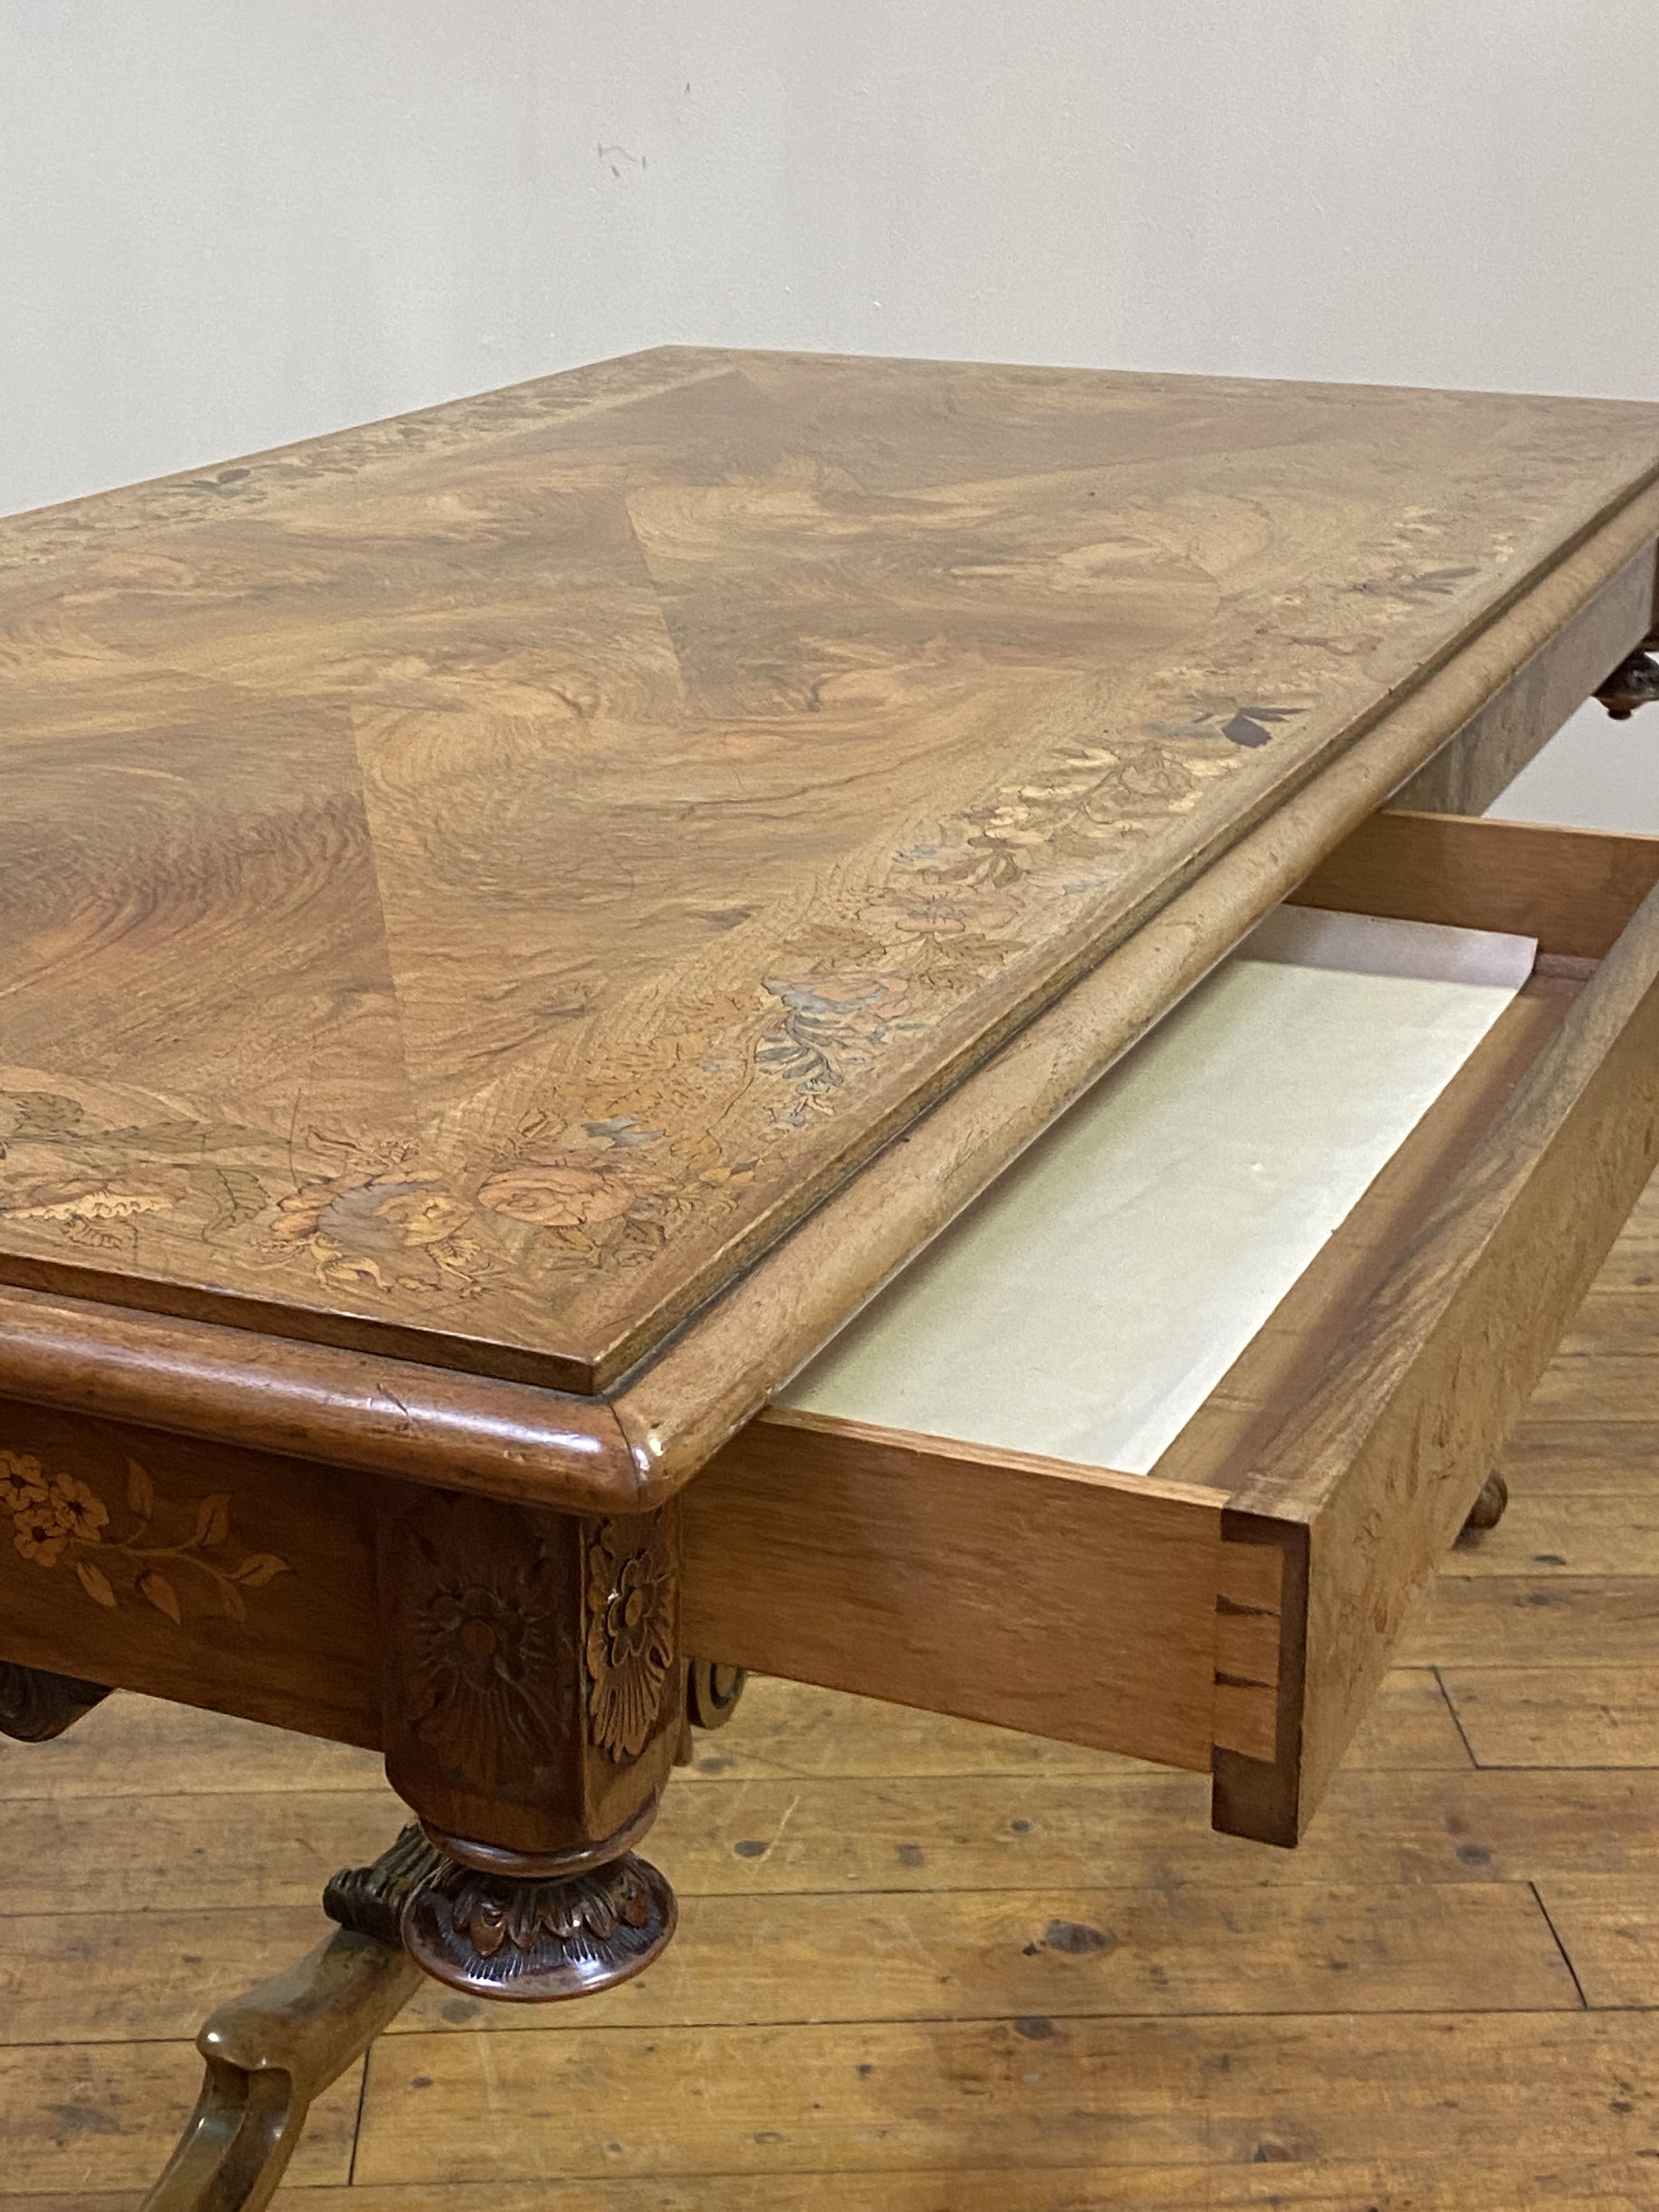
(2, 347), (1658, 2203)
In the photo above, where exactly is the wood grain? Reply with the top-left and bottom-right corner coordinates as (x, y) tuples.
(1215, 868), (1659, 1842)
(1439, 1667), (1659, 1768)
(0, 2041), (361, 2196)
(616, 532), (1659, 1488)
(0, 1664), (1453, 1803)
(352, 2012), (1659, 2185)
(1438, 1494), (1659, 1578)
(0, 1882), (1572, 2049)
(1291, 810), (1659, 958)
(1391, 537), (1657, 814)
(1403, 1577), (1659, 1667)
(3, 347), (1657, 1443)
(3, 1179), (1657, 2203)
(1533, 1876), (1659, 2008)
(0, 1280), (645, 1511)
(8, 2163), (1655, 2210)
(684, 1410), (1227, 1773)
(14, 1763), (1659, 1912)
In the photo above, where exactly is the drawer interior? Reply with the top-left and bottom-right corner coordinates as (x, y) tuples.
(780, 899), (1538, 1480)
(683, 812), (1659, 1834)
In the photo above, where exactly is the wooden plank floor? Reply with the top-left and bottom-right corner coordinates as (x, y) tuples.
(2, 1178), (1657, 2209)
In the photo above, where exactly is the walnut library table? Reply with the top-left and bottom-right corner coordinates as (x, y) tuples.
(2, 348), (1658, 2206)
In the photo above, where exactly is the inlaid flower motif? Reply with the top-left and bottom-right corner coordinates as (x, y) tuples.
(584, 1518), (676, 1762)
(0, 1452), (47, 1515)
(857, 884), (1019, 944)
(49, 1474), (109, 1543)
(477, 1157), (659, 1231)
(1081, 744), (1198, 817)
(0, 1444), (287, 1623)
(270, 1171), (482, 1297)
(273, 1173), (473, 1254)
(13, 1498), (68, 1567)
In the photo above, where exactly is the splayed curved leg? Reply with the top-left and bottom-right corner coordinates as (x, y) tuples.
(139, 1827), (441, 2212)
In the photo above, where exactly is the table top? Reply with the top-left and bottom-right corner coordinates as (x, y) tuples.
(4, 346), (1658, 1414)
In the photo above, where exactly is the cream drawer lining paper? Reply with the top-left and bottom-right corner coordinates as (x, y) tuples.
(783, 906), (1537, 1475)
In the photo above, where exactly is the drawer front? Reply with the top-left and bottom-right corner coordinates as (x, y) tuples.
(682, 815), (1659, 1844)
(684, 1417), (1242, 1775)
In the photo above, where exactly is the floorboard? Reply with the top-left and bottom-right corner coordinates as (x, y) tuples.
(1, 1172), (1654, 2205)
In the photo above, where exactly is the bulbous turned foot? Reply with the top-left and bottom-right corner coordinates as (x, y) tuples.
(400, 1828), (676, 2002)
(402, 1849), (675, 2002)
(1596, 644), (1659, 721)
(1460, 1469), (1509, 1536)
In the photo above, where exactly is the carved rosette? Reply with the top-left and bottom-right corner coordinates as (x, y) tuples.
(406, 1546), (568, 1786)
(583, 1514), (677, 1761)
(400, 1849), (676, 2001)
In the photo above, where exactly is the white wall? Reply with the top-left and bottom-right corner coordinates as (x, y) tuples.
(4, 0), (1655, 821)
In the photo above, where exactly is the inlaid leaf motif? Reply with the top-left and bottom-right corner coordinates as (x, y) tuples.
(126, 1460), (155, 1519)
(200, 1165), (271, 1234)
(193, 1494), (232, 1548)
(139, 1570), (182, 1624)
(1221, 712), (1273, 748)
(75, 1561), (117, 1609)
(232, 1554), (290, 1588)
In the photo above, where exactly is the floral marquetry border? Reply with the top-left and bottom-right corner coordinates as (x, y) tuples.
(0, 1448), (290, 1626)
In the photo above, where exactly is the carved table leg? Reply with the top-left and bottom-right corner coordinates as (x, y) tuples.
(0, 1659), (111, 1742)
(140, 1826), (437, 2212)
(1460, 1469), (1509, 1536)
(377, 1488), (684, 2002)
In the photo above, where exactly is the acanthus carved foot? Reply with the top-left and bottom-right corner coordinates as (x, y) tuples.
(400, 1820), (677, 2002)
(0, 1660), (111, 1742)
(323, 1820), (447, 1945)
(1596, 637), (1659, 721)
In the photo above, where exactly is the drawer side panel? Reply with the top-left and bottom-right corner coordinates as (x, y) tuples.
(1217, 879), (1659, 1843)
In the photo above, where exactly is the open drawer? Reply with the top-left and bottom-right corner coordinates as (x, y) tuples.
(681, 810), (1659, 1846)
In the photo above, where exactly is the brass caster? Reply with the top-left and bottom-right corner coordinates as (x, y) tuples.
(1460, 1469), (1509, 1536)
(687, 1657), (749, 1731)
(1596, 641), (1659, 721)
